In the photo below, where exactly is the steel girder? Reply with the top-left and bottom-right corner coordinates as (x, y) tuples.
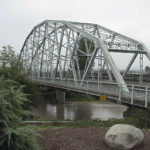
(19, 20), (150, 92)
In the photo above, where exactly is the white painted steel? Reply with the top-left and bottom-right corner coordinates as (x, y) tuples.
(19, 20), (150, 107)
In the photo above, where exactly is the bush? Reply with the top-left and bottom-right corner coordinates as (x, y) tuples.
(0, 77), (40, 150)
(130, 107), (150, 129)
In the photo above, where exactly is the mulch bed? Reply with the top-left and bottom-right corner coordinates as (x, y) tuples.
(38, 127), (150, 150)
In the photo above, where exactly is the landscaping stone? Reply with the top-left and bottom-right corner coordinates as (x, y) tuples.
(105, 124), (144, 149)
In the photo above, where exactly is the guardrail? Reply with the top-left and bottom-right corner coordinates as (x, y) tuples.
(31, 77), (150, 108)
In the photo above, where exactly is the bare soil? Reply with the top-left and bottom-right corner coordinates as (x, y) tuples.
(38, 127), (150, 150)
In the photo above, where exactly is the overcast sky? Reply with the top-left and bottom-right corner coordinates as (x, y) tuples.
(0, 0), (150, 69)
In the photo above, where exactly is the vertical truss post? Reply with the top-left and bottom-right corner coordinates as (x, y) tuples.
(63, 47), (69, 75)
(62, 29), (71, 77)
(69, 32), (80, 83)
(109, 33), (116, 48)
(50, 47), (54, 78)
(49, 32), (57, 79)
(48, 44), (54, 79)
(83, 38), (94, 79)
(105, 60), (113, 82)
(74, 50), (81, 79)
(35, 26), (41, 78)
(99, 50), (103, 81)
(83, 38), (90, 75)
(25, 43), (29, 73)
(94, 25), (101, 38)
(30, 30), (36, 76)
(93, 25), (98, 36)
(65, 29), (81, 80)
(40, 23), (48, 77)
(139, 54), (143, 83)
(31, 30), (36, 61)
(98, 50), (100, 89)
(54, 27), (65, 79)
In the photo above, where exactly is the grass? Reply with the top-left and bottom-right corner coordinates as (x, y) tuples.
(22, 118), (138, 130)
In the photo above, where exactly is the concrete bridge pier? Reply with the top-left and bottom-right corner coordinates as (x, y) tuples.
(56, 104), (64, 119)
(56, 89), (65, 104)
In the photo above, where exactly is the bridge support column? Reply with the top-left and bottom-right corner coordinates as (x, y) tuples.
(56, 89), (65, 104)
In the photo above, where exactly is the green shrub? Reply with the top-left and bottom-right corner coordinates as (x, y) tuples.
(129, 107), (150, 129)
(1, 126), (40, 150)
(0, 77), (40, 150)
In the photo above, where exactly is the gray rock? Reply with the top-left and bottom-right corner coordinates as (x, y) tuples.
(105, 124), (144, 149)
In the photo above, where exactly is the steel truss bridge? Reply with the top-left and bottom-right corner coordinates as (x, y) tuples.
(19, 20), (150, 108)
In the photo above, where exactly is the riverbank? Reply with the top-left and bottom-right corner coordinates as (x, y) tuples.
(27, 106), (150, 150)
(23, 119), (131, 129)
(28, 103), (150, 129)
(28, 96), (150, 149)
(38, 127), (150, 150)
(23, 113), (150, 130)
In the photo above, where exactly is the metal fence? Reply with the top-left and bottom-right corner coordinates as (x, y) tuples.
(31, 77), (150, 108)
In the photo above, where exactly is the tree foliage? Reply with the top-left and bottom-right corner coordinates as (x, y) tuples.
(145, 66), (150, 73)
(78, 38), (95, 71)
(0, 45), (40, 106)
(0, 45), (24, 80)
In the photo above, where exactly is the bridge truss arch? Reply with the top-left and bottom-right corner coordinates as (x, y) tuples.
(20, 20), (150, 92)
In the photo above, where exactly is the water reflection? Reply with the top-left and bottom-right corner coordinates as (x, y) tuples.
(31, 101), (127, 120)
(91, 103), (126, 120)
(57, 104), (64, 120)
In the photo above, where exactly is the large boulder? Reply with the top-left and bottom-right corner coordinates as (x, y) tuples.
(105, 124), (144, 149)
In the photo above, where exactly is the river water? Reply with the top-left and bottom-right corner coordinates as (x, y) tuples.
(31, 101), (127, 120)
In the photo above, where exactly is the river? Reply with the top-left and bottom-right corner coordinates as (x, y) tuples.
(31, 101), (127, 120)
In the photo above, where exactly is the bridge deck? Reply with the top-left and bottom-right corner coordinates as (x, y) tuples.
(32, 77), (150, 108)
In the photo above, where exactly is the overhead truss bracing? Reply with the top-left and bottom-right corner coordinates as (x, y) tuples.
(19, 20), (150, 92)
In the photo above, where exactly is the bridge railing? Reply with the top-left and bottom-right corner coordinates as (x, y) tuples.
(31, 77), (150, 108)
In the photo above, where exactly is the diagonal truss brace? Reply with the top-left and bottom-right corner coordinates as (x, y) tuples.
(97, 40), (129, 92)
(20, 20), (150, 94)
(123, 54), (138, 77)
(65, 20), (129, 92)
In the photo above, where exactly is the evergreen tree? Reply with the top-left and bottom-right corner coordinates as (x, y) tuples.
(78, 38), (95, 71)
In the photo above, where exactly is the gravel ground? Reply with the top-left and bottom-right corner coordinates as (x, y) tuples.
(38, 128), (150, 150)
